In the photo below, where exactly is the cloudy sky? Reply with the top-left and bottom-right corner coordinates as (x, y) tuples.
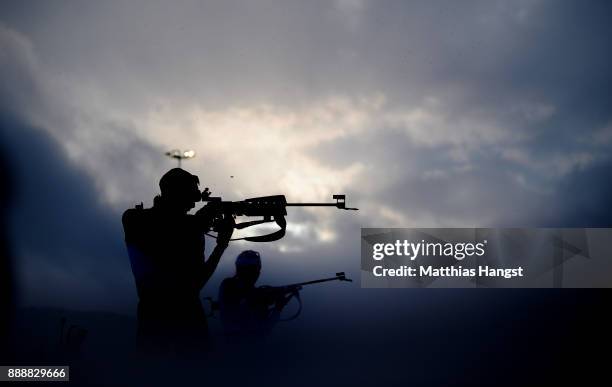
(1, 0), (611, 312)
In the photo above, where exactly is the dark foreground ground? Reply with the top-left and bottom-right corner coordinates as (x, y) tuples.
(4, 289), (611, 386)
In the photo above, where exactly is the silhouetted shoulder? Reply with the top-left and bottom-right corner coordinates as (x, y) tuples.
(122, 205), (151, 241)
(122, 208), (135, 223)
(122, 207), (141, 225)
(219, 277), (238, 291)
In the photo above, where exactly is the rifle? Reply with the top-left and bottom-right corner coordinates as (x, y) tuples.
(255, 272), (353, 320)
(257, 271), (353, 296)
(203, 272), (353, 320)
(198, 191), (358, 242)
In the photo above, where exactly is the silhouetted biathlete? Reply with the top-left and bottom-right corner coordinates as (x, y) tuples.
(122, 168), (234, 354)
(218, 250), (294, 338)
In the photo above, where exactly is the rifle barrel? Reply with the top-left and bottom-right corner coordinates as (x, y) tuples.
(285, 203), (339, 206)
(290, 275), (347, 287)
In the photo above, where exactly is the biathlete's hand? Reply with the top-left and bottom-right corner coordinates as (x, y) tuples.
(275, 289), (299, 310)
(195, 201), (222, 231)
(216, 214), (235, 246)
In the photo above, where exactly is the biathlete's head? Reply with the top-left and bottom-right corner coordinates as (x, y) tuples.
(157, 168), (202, 213)
(235, 250), (261, 286)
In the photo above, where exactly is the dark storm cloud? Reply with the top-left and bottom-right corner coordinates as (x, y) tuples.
(548, 160), (612, 227)
(303, 0), (612, 227)
(309, 128), (546, 226)
(0, 0), (372, 107)
(0, 116), (136, 311)
(0, 24), (162, 311)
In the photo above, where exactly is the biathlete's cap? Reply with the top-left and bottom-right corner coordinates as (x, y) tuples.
(236, 250), (261, 267)
(159, 168), (201, 202)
